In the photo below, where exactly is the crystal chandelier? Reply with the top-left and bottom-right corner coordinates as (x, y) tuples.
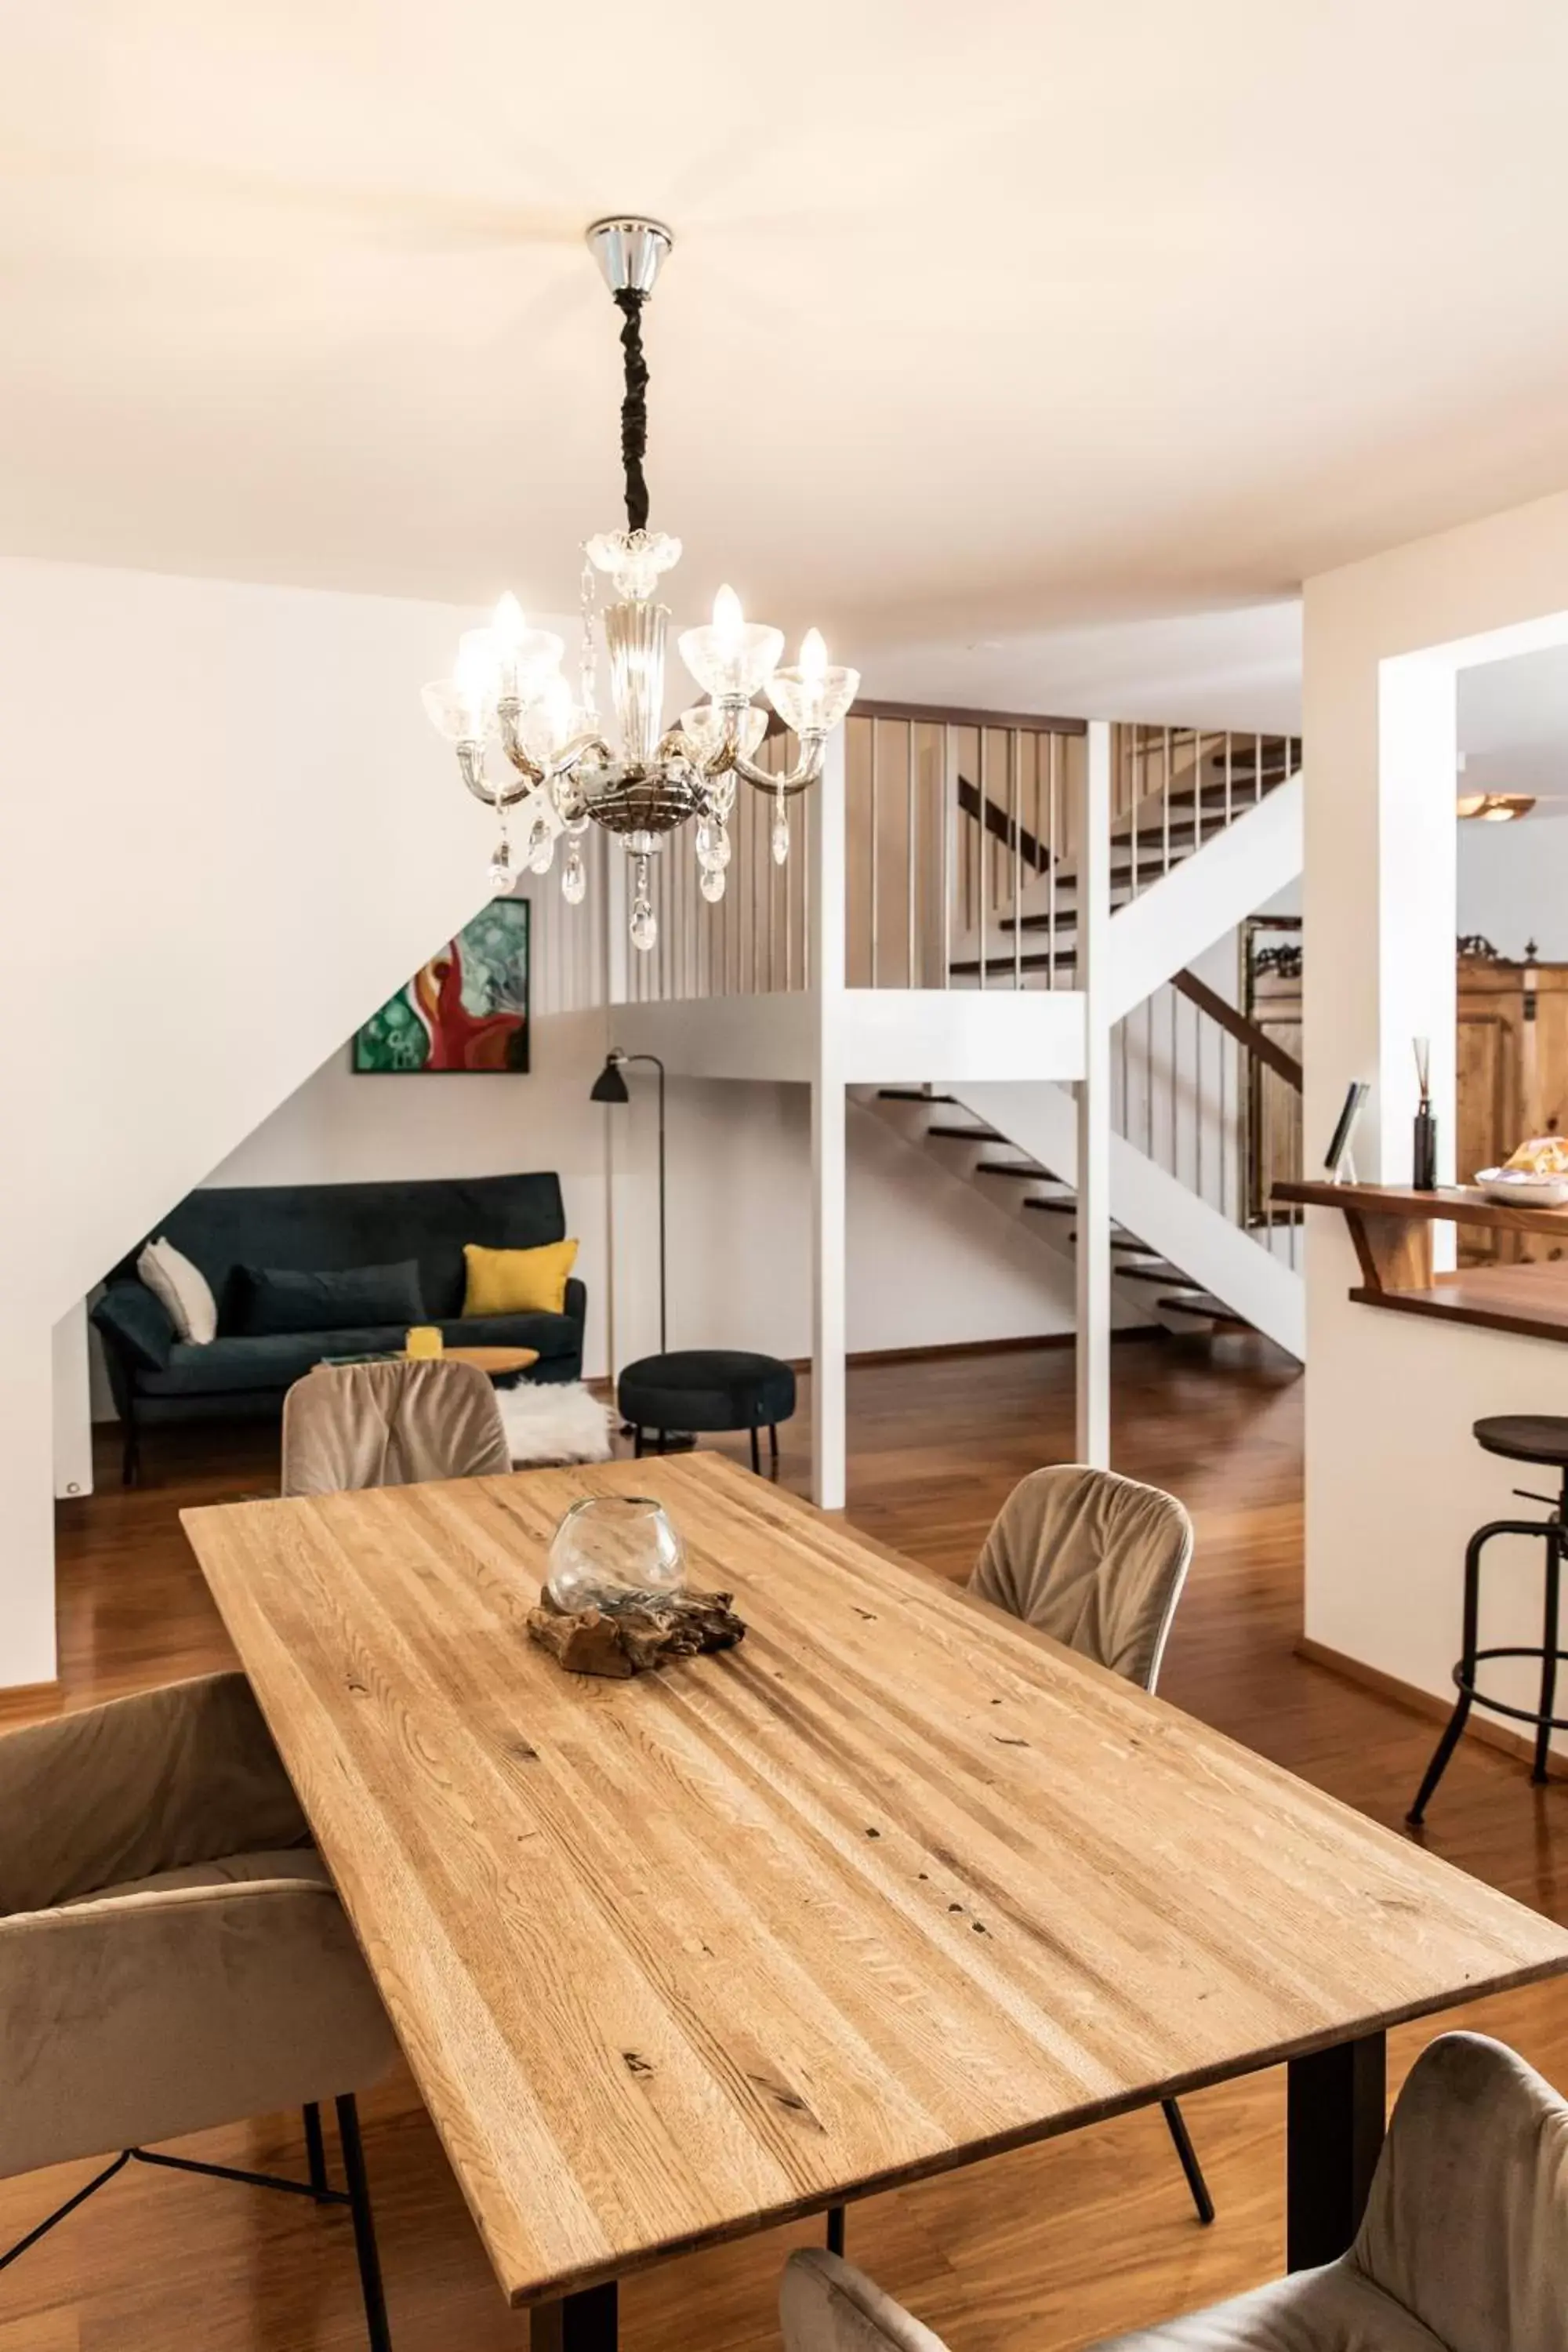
(423, 216), (859, 951)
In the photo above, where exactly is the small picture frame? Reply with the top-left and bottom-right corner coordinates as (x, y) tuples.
(1323, 1080), (1369, 1184)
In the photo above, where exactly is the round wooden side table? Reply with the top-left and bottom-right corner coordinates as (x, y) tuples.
(401, 1345), (539, 1381)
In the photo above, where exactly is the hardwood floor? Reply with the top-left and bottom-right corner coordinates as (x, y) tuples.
(5, 1333), (1566, 2352)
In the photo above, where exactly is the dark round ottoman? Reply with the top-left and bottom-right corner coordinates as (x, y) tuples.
(616, 1349), (797, 1475)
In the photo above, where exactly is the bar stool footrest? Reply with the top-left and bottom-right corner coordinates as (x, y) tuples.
(1454, 1646), (1568, 1732)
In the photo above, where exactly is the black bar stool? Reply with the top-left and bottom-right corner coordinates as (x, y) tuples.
(1407, 1415), (1568, 1824)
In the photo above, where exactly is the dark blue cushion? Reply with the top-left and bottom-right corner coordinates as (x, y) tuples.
(236, 1260), (426, 1336)
(617, 1349), (796, 1433)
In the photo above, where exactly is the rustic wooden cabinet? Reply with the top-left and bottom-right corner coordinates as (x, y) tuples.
(1457, 951), (1568, 1265)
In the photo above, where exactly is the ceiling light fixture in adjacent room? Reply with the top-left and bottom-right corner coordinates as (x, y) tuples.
(422, 217), (858, 952)
(1456, 792), (1536, 822)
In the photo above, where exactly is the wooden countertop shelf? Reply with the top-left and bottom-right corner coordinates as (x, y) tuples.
(1274, 1179), (1568, 1345)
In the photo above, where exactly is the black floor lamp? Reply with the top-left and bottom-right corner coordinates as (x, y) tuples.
(590, 1048), (667, 1356)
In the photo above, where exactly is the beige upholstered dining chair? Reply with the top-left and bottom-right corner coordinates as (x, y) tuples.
(281, 1356), (511, 1497)
(971, 1463), (1210, 2223)
(782, 2031), (1567, 2352)
(0, 1672), (399, 2349)
(969, 1462), (1194, 1690)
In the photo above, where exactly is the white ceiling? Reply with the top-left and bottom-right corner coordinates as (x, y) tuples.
(6, 2), (1568, 720)
(861, 601), (1303, 731)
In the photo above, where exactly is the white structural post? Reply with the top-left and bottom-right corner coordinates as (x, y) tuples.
(811, 729), (848, 1509)
(0, 1327), (60, 1689)
(604, 833), (630, 1011)
(52, 1300), (94, 1501)
(1076, 720), (1112, 1466)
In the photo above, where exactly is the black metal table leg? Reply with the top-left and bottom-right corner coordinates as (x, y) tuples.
(1286, 2032), (1385, 2270)
(530, 2281), (619, 2351)
(335, 2094), (392, 2352)
(750, 1425), (761, 1475)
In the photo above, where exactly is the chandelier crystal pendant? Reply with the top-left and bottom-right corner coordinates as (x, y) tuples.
(422, 216), (859, 950)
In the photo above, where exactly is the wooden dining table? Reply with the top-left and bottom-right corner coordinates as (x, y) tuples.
(182, 1454), (1568, 2351)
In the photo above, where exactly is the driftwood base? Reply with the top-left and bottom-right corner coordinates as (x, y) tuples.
(527, 1588), (746, 1679)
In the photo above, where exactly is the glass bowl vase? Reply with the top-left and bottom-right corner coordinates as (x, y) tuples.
(546, 1495), (687, 1614)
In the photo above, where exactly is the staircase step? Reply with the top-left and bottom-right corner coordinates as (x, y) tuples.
(877, 1089), (957, 1104)
(1022, 1195), (1077, 1214)
(1111, 1261), (1189, 1285)
(949, 951), (1076, 977)
(925, 1123), (1000, 1142)
(974, 1159), (1050, 1179)
(1157, 1290), (1251, 1330)
(1000, 899), (1135, 933)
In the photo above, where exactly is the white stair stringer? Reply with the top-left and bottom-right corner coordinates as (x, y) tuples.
(957, 1081), (1305, 1359)
(1107, 771), (1301, 1019)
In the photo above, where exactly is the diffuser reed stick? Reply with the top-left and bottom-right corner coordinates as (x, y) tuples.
(1412, 1036), (1437, 1189)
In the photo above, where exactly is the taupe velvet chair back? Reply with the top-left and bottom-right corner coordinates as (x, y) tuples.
(0, 1671), (396, 2179)
(779, 2033), (1568, 2352)
(969, 1464), (1194, 1693)
(281, 1357), (511, 1497)
(1354, 2031), (1568, 2352)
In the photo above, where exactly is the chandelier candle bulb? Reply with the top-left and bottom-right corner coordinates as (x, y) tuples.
(422, 213), (857, 949)
(677, 585), (785, 704)
(766, 627), (862, 739)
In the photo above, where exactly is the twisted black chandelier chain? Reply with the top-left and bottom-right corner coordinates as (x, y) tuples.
(612, 287), (651, 534)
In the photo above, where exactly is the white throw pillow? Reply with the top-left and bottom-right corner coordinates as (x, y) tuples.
(138, 1236), (218, 1346)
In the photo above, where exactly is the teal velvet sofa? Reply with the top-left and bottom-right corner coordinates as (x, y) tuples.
(92, 1172), (585, 1483)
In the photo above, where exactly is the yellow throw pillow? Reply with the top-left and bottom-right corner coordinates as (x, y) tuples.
(463, 1238), (579, 1318)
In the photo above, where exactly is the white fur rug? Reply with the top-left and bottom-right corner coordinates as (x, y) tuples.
(497, 1379), (614, 1468)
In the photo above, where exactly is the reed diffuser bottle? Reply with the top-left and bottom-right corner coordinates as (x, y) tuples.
(1412, 1036), (1438, 1190)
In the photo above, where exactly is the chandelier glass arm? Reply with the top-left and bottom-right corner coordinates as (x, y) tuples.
(457, 742), (533, 810)
(722, 735), (827, 800)
(497, 705), (546, 784)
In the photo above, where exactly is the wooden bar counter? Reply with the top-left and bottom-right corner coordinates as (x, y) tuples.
(1276, 1181), (1568, 1343)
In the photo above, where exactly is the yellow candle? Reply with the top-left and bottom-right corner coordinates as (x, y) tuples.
(405, 1326), (444, 1360)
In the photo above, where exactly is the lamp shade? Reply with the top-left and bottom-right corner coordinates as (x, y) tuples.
(590, 1054), (631, 1105)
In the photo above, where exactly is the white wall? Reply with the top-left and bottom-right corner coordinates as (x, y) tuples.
(1303, 488), (1568, 1741)
(0, 554), (548, 1686)
(1457, 808), (1568, 962)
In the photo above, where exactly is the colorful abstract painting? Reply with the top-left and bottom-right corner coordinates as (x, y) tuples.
(352, 899), (530, 1073)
